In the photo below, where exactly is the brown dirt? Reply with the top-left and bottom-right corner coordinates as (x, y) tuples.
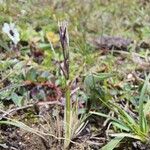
(0, 105), (106, 150)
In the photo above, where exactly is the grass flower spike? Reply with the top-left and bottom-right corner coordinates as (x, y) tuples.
(58, 21), (69, 80)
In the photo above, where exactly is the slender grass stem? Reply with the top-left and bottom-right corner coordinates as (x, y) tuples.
(58, 21), (71, 149)
(64, 82), (71, 148)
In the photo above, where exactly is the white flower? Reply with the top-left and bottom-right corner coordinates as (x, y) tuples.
(2, 23), (20, 45)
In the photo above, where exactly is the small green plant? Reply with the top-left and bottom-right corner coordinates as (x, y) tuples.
(90, 73), (150, 149)
(58, 21), (88, 149)
(58, 21), (71, 148)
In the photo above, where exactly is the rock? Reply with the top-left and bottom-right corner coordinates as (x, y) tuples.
(88, 35), (133, 51)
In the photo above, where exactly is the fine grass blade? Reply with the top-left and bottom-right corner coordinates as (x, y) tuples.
(111, 121), (130, 132)
(139, 74), (150, 132)
(90, 111), (130, 131)
(0, 119), (45, 139)
(109, 133), (142, 140)
(99, 98), (137, 129)
(112, 103), (137, 127)
(101, 136), (124, 150)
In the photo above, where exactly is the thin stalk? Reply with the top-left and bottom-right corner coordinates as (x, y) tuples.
(64, 82), (71, 148)
(49, 40), (56, 56)
(58, 21), (71, 149)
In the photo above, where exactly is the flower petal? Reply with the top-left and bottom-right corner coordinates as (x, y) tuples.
(2, 23), (20, 45)
(2, 23), (10, 34)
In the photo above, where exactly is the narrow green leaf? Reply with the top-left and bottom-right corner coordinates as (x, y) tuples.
(111, 121), (130, 132)
(90, 111), (129, 131)
(101, 137), (124, 150)
(110, 102), (137, 126)
(139, 74), (150, 132)
(110, 133), (142, 140)
(0, 120), (45, 139)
